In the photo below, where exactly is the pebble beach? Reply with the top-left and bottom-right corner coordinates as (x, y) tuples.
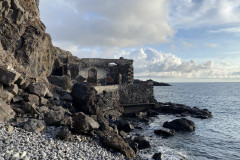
(0, 123), (125, 160)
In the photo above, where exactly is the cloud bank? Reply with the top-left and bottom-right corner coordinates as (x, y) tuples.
(40, 0), (174, 48)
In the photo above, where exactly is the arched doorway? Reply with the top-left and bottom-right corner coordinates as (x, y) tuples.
(87, 68), (97, 84)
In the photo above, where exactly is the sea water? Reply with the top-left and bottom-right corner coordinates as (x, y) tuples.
(137, 82), (240, 160)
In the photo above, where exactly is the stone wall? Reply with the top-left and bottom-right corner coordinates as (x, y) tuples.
(119, 84), (156, 105)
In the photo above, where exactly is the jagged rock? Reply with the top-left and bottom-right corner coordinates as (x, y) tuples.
(23, 119), (46, 133)
(38, 106), (49, 115)
(22, 102), (39, 114)
(28, 83), (49, 97)
(97, 130), (136, 158)
(5, 84), (18, 95)
(152, 152), (164, 160)
(73, 112), (99, 134)
(48, 75), (72, 91)
(125, 138), (139, 153)
(12, 96), (24, 103)
(61, 116), (73, 128)
(0, 89), (14, 103)
(134, 136), (151, 150)
(163, 118), (195, 132)
(0, 66), (21, 86)
(57, 127), (74, 142)
(154, 128), (175, 137)
(115, 120), (134, 133)
(0, 98), (15, 122)
(40, 97), (48, 106)
(60, 92), (72, 102)
(15, 76), (25, 86)
(44, 110), (65, 126)
(25, 94), (40, 106)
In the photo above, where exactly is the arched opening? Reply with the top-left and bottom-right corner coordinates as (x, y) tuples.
(87, 68), (97, 84)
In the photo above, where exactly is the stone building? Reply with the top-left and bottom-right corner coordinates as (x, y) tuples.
(77, 58), (134, 85)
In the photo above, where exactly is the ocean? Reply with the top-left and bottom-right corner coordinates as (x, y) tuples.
(135, 82), (240, 160)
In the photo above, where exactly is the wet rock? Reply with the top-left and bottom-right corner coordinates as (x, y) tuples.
(57, 127), (74, 142)
(134, 136), (151, 150)
(163, 118), (195, 132)
(152, 152), (164, 160)
(116, 120), (134, 133)
(0, 66), (21, 86)
(154, 128), (175, 137)
(73, 112), (99, 134)
(44, 110), (65, 126)
(125, 137), (139, 153)
(97, 130), (136, 158)
(0, 98), (15, 122)
(28, 83), (49, 97)
(5, 84), (18, 95)
(23, 119), (46, 133)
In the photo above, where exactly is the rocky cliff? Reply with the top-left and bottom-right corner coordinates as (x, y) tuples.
(0, 0), (58, 78)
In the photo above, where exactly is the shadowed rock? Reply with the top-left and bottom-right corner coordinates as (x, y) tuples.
(163, 118), (195, 132)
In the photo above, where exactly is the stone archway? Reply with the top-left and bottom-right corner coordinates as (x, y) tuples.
(87, 68), (97, 84)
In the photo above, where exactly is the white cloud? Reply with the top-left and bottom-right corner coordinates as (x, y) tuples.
(182, 41), (194, 48)
(209, 27), (240, 33)
(169, 0), (240, 28)
(40, 0), (174, 48)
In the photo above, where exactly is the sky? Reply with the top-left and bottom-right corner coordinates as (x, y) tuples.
(39, 0), (240, 82)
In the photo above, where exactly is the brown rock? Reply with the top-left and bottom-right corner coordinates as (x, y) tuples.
(0, 98), (15, 122)
(25, 94), (40, 106)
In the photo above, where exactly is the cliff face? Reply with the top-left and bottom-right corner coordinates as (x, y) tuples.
(0, 0), (57, 77)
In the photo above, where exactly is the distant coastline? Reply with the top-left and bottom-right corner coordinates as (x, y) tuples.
(134, 79), (171, 86)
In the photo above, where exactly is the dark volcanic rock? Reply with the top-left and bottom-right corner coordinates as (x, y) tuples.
(154, 128), (175, 137)
(115, 120), (134, 133)
(28, 83), (49, 97)
(134, 136), (151, 150)
(44, 110), (65, 126)
(0, 66), (21, 86)
(163, 118), (195, 132)
(73, 112), (99, 134)
(156, 102), (212, 119)
(23, 119), (46, 133)
(152, 152), (163, 160)
(57, 127), (74, 142)
(97, 130), (136, 159)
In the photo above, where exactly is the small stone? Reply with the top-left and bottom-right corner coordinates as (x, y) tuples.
(20, 151), (27, 158)
(11, 153), (20, 160)
(7, 125), (14, 132)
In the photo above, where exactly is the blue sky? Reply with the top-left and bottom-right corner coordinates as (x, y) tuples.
(39, 0), (240, 82)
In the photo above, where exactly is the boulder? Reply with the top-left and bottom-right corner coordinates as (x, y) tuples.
(97, 130), (136, 158)
(0, 66), (21, 86)
(5, 84), (18, 95)
(134, 136), (151, 150)
(25, 94), (40, 106)
(0, 98), (15, 122)
(163, 118), (195, 132)
(0, 89), (14, 103)
(23, 119), (46, 133)
(12, 96), (24, 103)
(154, 128), (175, 137)
(61, 116), (73, 128)
(22, 102), (39, 114)
(115, 120), (134, 133)
(152, 152), (164, 160)
(44, 110), (65, 126)
(57, 127), (74, 142)
(73, 112), (99, 134)
(28, 83), (49, 97)
(40, 97), (48, 106)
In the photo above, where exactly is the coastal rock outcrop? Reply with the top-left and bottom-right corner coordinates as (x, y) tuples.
(154, 128), (175, 137)
(163, 118), (195, 132)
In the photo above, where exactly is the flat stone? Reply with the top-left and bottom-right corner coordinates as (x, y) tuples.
(0, 98), (15, 122)
(0, 66), (21, 86)
(23, 119), (46, 133)
(28, 83), (49, 97)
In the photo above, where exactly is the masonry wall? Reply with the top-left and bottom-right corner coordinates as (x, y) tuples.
(119, 84), (156, 105)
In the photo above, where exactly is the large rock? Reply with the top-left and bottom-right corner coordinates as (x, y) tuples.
(57, 127), (74, 142)
(0, 66), (21, 86)
(152, 152), (164, 160)
(115, 120), (134, 133)
(25, 94), (40, 106)
(22, 102), (39, 114)
(73, 112), (99, 134)
(23, 119), (46, 133)
(44, 110), (65, 126)
(97, 130), (136, 159)
(0, 98), (15, 122)
(28, 83), (49, 97)
(0, 89), (14, 103)
(163, 118), (195, 132)
(134, 136), (151, 150)
(154, 128), (175, 137)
